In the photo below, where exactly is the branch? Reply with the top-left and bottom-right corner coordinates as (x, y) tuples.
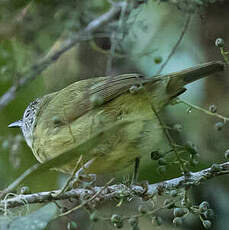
(177, 99), (229, 122)
(1, 161), (229, 210)
(0, 2), (124, 111)
(156, 13), (192, 74)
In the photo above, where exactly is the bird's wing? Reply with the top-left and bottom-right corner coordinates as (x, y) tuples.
(42, 74), (158, 124)
(89, 74), (156, 103)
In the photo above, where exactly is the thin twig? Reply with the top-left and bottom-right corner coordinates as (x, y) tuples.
(102, 200), (175, 222)
(59, 178), (115, 217)
(0, 163), (40, 198)
(1, 161), (229, 209)
(156, 13), (193, 74)
(74, 158), (96, 180)
(0, 2), (125, 111)
(141, 77), (185, 173)
(177, 99), (229, 123)
(106, 32), (116, 74)
(51, 155), (83, 197)
(106, 0), (128, 74)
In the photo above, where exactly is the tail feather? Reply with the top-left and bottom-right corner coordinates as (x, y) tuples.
(166, 61), (224, 94)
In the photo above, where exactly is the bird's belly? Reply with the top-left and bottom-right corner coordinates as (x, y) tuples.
(32, 95), (167, 174)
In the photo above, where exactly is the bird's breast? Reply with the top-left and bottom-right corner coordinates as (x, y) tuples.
(31, 91), (168, 174)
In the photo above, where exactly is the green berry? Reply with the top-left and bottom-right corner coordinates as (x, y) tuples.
(114, 222), (123, 229)
(138, 205), (147, 214)
(209, 104), (217, 113)
(2, 140), (9, 150)
(199, 201), (210, 212)
(151, 151), (161, 160)
(191, 158), (199, 166)
(170, 190), (178, 197)
(90, 212), (99, 222)
(185, 141), (198, 155)
(90, 94), (104, 107)
(173, 217), (183, 226)
(173, 123), (183, 132)
(128, 217), (138, 227)
(111, 214), (123, 228)
(203, 220), (212, 229)
(173, 208), (187, 217)
(20, 186), (31, 194)
(129, 85), (139, 94)
(215, 38), (224, 48)
(225, 149), (229, 159)
(111, 214), (122, 224)
(204, 209), (214, 219)
(154, 56), (163, 64)
(215, 121), (224, 131)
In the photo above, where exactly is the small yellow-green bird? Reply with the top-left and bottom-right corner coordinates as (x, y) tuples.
(9, 61), (224, 175)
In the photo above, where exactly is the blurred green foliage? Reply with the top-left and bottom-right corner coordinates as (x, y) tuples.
(0, 0), (112, 192)
(0, 203), (58, 230)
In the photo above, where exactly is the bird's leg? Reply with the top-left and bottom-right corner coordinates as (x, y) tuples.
(132, 157), (140, 184)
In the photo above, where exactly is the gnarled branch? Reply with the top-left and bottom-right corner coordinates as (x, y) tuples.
(1, 161), (229, 210)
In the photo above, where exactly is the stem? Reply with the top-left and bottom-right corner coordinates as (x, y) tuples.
(177, 99), (229, 123)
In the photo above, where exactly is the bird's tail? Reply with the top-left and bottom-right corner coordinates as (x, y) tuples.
(165, 61), (225, 94)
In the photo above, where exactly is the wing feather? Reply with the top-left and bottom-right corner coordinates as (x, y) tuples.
(89, 74), (156, 104)
(44, 74), (158, 123)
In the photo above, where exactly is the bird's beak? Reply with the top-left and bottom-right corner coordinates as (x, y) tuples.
(8, 120), (23, 128)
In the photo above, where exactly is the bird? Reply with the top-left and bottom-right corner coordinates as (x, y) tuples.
(8, 61), (224, 176)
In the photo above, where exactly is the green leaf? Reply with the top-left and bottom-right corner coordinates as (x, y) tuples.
(0, 203), (58, 230)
